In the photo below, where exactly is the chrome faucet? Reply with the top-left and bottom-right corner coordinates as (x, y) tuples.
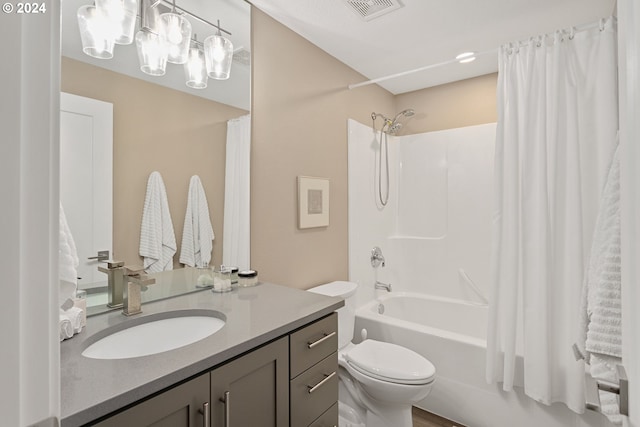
(98, 260), (126, 308)
(122, 266), (156, 316)
(375, 281), (392, 292)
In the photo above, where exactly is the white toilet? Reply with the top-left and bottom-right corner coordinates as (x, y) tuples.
(309, 281), (436, 427)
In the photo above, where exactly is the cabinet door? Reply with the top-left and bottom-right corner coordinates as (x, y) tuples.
(210, 337), (289, 427)
(93, 373), (209, 427)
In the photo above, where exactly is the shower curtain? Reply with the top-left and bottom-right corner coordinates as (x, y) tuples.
(222, 114), (251, 270)
(486, 18), (618, 412)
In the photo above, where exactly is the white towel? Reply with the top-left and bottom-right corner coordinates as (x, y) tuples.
(577, 143), (622, 425)
(179, 176), (214, 268)
(59, 311), (73, 341)
(59, 203), (79, 306)
(59, 307), (84, 341)
(139, 172), (177, 273)
(579, 143), (621, 359)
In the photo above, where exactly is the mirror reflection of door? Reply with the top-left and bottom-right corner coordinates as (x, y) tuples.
(60, 92), (113, 288)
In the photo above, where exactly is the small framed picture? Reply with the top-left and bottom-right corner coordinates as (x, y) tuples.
(297, 176), (330, 229)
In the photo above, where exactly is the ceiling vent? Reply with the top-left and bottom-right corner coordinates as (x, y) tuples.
(343, 0), (404, 22)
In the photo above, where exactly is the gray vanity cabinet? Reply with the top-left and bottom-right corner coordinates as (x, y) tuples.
(290, 313), (339, 427)
(210, 336), (290, 427)
(86, 314), (337, 427)
(92, 373), (209, 427)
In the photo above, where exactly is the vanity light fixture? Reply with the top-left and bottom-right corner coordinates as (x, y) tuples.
(76, 0), (233, 88)
(95, 0), (138, 45)
(204, 22), (233, 80)
(184, 36), (207, 89)
(160, 0), (191, 64)
(456, 51), (476, 64)
(77, 4), (116, 59)
(135, 0), (168, 76)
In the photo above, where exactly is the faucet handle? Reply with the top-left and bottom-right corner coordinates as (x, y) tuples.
(124, 265), (145, 276)
(97, 260), (125, 274)
(124, 265), (156, 286)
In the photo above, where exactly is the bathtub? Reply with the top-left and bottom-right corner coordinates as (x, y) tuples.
(354, 292), (610, 427)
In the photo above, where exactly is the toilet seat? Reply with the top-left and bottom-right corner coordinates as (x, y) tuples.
(344, 340), (435, 385)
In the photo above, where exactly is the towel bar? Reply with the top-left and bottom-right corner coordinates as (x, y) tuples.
(585, 365), (629, 416)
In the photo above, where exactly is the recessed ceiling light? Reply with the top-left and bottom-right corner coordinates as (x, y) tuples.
(456, 52), (476, 64)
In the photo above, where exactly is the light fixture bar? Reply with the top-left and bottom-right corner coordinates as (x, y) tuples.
(151, 0), (232, 36)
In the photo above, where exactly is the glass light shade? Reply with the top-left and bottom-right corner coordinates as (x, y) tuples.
(160, 13), (191, 64)
(135, 29), (168, 76)
(204, 34), (233, 80)
(77, 5), (115, 59)
(184, 47), (208, 89)
(95, 0), (138, 45)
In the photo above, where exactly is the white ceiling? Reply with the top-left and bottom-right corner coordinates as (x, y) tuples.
(248, 0), (616, 94)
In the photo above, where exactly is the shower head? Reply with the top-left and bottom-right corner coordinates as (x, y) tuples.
(372, 109), (415, 134)
(392, 109), (415, 122)
(386, 108), (414, 134)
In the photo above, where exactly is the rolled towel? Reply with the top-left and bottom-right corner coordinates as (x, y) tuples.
(59, 311), (73, 341)
(64, 306), (84, 334)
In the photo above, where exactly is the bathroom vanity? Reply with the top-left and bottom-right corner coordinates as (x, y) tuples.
(60, 283), (342, 427)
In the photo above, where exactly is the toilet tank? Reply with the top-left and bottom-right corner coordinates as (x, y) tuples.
(308, 281), (358, 349)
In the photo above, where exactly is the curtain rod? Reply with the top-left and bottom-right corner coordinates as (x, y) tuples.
(348, 16), (614, 91)
(348, 49), (496, 90)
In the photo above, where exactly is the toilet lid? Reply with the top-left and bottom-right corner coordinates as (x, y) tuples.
(344, 340), (436, 385)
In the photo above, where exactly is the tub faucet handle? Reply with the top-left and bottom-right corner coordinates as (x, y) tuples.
(371, 246), (386, 268)
(361, 328), (368, 341)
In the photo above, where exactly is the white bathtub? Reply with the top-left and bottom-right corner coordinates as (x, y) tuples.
(354, 292), (610, 427)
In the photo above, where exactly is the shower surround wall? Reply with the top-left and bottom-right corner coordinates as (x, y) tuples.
(347, 119), (495, 308)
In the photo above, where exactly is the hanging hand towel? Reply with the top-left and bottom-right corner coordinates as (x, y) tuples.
(139, 171), (177, 273)
(578, 143), (621, 359)
(180, 175), (214, 268)
(59, 203), (79, 306)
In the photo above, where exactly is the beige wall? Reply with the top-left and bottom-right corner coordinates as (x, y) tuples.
(61, 57), (248, 269)
(250, 8), (497, 290)
(396, 73), (498, 134)
(251, 9), (395, 289)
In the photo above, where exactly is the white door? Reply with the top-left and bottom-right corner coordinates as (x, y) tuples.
(60, 92), (113, 287)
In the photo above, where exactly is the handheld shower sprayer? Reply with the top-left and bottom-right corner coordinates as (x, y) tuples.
(371, 108), (415, 207)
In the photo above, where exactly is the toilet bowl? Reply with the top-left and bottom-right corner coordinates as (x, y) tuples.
(309, 281), (436, 427)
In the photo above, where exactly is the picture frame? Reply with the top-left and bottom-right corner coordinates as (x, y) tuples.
(297, 176), (330, 229)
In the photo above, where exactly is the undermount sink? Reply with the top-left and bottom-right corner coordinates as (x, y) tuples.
(82, 311), (226, 360)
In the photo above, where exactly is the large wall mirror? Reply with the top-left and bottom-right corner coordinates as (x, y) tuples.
(60, 0), (251, 313)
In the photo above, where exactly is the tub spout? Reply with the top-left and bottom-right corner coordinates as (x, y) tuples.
(375, 281), (392, 292)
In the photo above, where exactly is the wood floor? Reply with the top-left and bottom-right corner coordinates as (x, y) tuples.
(413, 407), (466, 427)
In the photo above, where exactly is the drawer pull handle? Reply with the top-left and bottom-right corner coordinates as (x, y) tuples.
(307, 331), (336, 349)
(220, 391), (230, 427)
(198, 402), (209, 427)
(307, 371), (337, 394)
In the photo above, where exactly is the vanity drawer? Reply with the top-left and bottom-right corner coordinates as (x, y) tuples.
(290, 313), (338, 378)
(290, 352), (338, 427)
(309, 402), (338, 427)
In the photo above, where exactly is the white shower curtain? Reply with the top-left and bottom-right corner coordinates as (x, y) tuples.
(486, 18), (618, 413)
(222, 114), (251, 270)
